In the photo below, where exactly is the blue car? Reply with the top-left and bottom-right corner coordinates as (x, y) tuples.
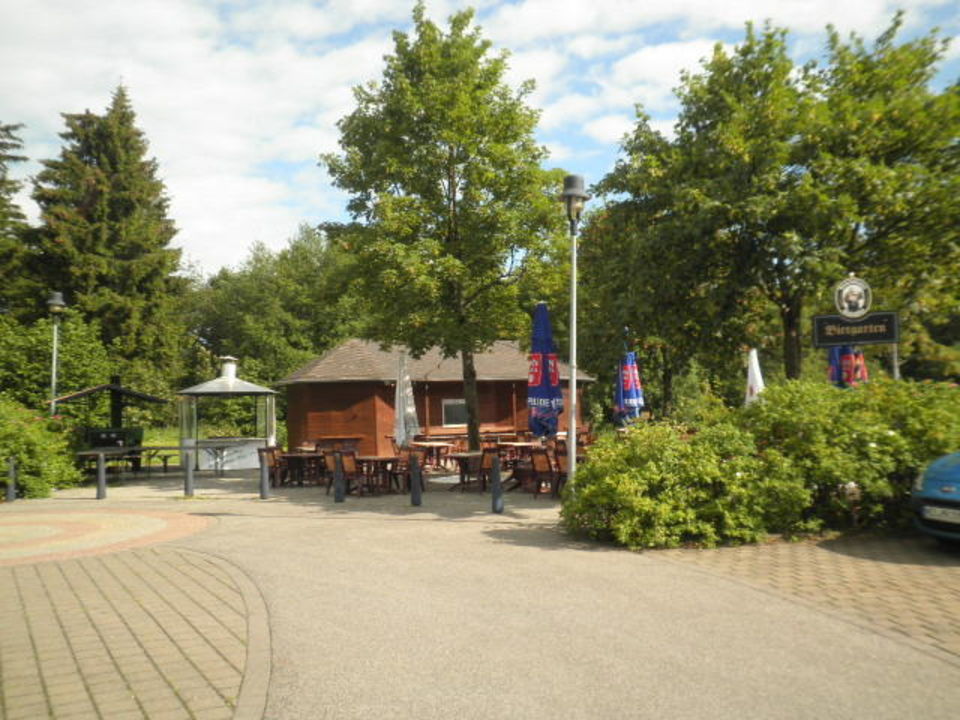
(912, 452), (960, 543)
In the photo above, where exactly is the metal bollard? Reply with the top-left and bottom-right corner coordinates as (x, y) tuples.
(410, 453), (422, 507)
(184, 450), (195, 497)
(491, 454), (504, 514)
(259, 452), (270, 500)
(96, 453), (107, 500)
(333, 453), (345, 503)
(6, 458), (16, 502)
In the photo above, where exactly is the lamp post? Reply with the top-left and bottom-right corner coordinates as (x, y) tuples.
(561, 174), (589, 487)
(47, 291), (66, 416)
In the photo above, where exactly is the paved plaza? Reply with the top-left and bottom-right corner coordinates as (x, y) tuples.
(1, 470), (959, 718)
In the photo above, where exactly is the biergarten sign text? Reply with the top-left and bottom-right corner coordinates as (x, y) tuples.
(812, 311), (900, 347)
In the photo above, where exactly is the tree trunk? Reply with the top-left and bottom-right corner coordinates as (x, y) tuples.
(780, 296), (804, 380)
(461, 350), (481, 451)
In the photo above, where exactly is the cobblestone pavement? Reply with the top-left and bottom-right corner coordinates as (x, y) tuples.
(657, 533), (960, 664)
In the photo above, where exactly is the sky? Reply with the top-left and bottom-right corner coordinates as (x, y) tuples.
(1, 0), (957, 277)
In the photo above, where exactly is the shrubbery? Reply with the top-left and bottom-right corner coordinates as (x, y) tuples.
(562, 379), (960, 549)
(0, 398), (82, 498)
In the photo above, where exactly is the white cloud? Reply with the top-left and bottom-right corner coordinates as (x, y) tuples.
(539, 93), (605, 131)
(503, 47), (570, 103)
(0, 1), (400, 275)
(605, 39), (719, 112)
(1, 0), (955, 276)
(483, 0), (948, 47)
(543, 141), (575, 161)
(583, 114), (633, 145)
(568, 34), (641, 59)
(648, 117), (677, 139)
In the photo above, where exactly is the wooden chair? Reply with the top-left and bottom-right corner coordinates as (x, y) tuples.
(473, 448), (501, 492)
(529, 448), (558, 499)
(553, 451), (570, 497)
(337, 450), (367, 494)
(257, 447), (288, 487)
(323, 450), (361, 494)
(392, 448), (428, 493)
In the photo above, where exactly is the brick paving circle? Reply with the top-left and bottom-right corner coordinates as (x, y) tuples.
(0, 547), (267, 720)
(0, 510), (211, 566)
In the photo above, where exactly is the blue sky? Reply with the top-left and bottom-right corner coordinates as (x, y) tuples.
(1, 0), (957, 276)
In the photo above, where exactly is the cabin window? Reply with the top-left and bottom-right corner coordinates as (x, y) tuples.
(442, 398), (468, 426)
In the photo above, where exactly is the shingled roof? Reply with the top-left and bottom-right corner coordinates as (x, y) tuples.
(277, 339), (593, 385)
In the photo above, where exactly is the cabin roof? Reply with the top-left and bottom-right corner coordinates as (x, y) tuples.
(277, 339), (593, 385)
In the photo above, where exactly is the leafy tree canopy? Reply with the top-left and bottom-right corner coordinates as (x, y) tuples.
(321, 2), (566, 447)
(590, 13), (959, 400)
(186, 223), (362, 384)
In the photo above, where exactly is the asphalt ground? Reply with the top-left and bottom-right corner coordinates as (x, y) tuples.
(1, 469), (959, 719)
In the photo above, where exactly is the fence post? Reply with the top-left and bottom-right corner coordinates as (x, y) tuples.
(5, 458), (16, 502)
(491, 454), (504, 514)
(258, 451), (270, 500)
(333, 453), (345, 503)
(184, 450), (195, 497)
(410, 453), (422, 507)
(96, 453), (107, 500)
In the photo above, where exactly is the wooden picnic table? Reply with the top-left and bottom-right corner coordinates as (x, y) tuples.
(356, 455), (400, 493)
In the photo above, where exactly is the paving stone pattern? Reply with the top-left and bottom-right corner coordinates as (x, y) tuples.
(0, 547), (246, 720)
(658, 534), (960, 662)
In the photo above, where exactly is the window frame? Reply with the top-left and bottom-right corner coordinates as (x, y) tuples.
(441, 398), (468, 427)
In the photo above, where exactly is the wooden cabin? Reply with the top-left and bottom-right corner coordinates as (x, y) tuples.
(278, 339), (592, 455)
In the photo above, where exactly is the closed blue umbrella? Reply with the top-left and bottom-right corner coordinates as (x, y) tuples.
(527, 302), (564, 438)
(613, 351), (644, 425)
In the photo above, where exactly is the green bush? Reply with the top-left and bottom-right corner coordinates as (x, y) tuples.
(736, 379), (960, 528)
(0, 398), (82, 498)
(562, 379), (960, 548)
(562, 422), (803, 548)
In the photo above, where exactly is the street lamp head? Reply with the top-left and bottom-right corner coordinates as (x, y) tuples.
(562, 174), (590, 223)
(47, 291), (66, 314)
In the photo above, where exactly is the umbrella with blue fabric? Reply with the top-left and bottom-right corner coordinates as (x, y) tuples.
(828, 345), (868, 388)
(613, 351), (644, 425)
(527, 302), (564, 438)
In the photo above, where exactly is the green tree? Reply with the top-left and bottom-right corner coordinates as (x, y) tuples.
(0, 121), (26, 238)
(30, 86), (184, 371)
(0, 310), (113, 416)
(187, 223), (361, 384)
(0, 122), (39, 315)
(321, 3), (565, 449)
(584, 107), (766, 415)
(594, 15), (959, 383)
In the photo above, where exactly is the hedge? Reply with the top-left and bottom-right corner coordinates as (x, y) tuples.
(0, 398), (82, 498)
(561, 379), (960, 549)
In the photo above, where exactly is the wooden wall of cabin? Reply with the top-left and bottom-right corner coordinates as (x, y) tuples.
(416, 381), (527, 437)
(286, 382), (380, 455)
(286, 379), (588, 454)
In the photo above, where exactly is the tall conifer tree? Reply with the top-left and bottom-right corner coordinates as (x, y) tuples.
(31, 86), (182, 367)
(0, 122), (26, 237)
